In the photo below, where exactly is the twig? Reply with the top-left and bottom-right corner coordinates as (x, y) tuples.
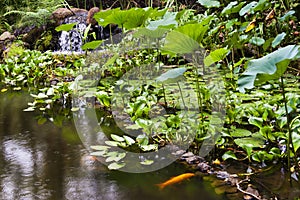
(236, 179), (261, 200)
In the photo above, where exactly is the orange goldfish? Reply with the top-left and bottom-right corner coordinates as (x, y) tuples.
(156, 173), (195, 190)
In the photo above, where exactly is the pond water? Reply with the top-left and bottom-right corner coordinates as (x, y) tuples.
(0, 91), (226, 200)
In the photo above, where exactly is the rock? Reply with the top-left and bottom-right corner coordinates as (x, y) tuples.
(0, 31), (15, 41)
(196, 162), (211, 172)
(51, 8), (88, 25)
(87, 7), (100, 25)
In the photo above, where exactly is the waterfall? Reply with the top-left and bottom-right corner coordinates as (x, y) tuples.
(58, 13), (87, 52)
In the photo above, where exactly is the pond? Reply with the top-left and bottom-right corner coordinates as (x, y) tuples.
(0, 91), (226, 200)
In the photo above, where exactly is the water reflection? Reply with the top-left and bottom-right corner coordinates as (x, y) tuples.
(0, 92), (223, 200)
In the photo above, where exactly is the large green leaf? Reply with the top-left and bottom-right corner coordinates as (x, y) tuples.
(133, 27), (169, 39)
(249, 37), (265, 46)
(81, 40), (103, 50)
(197, 0), (220, 8)
(221, 1), (246, 15)
(123, 8), (149, 29)
(147, 11), (178, 30)
(94, 8), (117, 27)
(156, 67), (186, 83)
(204, 48), (229, 66)
(238, 45), (300, 93)
(55, 22), (78, 32)
(162, 30), (200, 54)
(175, 23), (209, 44)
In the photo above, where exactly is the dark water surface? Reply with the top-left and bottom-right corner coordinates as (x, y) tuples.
(0, 91), (225, 200)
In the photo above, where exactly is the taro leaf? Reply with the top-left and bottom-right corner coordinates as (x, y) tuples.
(249, 37), (265, 46)
(136, 134), (149, 145)
(238, 45), (300, 93)
(292, 132), (300, 152)
(230, 128), (252, 137)
(94, 8), (120, 27)
(204, 48), (229, 66)
(140, 159), (154, 165)
(272, 32), (286, 48)
(133, 27), (169, 39)
(162, 30), (200, 54)
(81, 40), (103, 50)
(221, 1), (246, 15)
(175, 23), (209, 44)
(222, 151), (237, 160)
(104, 9), (128, 28)
(139, 144), (158, 151)
(108, 162), (125, 170)
(197, 0), (220, 8)
(111, 134), (125, 142)
(55, 22), (78, 32)
(239, 2), (257, 16)
(91, 145), (110, 151)
(147, 11), (178, 30)
(123, 8), (148, 29)
(156, 67), (186, 83)
(123, 135), (135, 145)
(280, 10), (295, 21)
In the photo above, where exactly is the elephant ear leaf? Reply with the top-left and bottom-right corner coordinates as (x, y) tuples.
(238, 45), (300, 93)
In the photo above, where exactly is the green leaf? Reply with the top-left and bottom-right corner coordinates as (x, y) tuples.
(162, 30), (200, 54)
(292, 132), (300, 152)
(176, 23), (209, 44)
(105, 141), (120, 146)
(249, 37), (265, 46)
(230, 128), (252, 137)
(133, 27), (169, 39)
(90, 145), (110, 151)
(23, 107), (35, 112)
(140, 159), (154, 165)
(139, 144), (158, 151)
(55, 22), (78, 32)
(222, 151), (237, 160)
(156, 67), (186, 83)
(147, 11), (178, 30)
(111, 134), (125, 142)
(204, 48), (229, 66)
(249, 116), (263, 129)
(91, 151), (107, 156)
(234, 137), (265, 149)
(197, 0), (220, 8)
(272, 32), (286, 48)
(280, 10), (295, 21)
(106, 152), (126, 162)
(94, 8), (115, 27)
(123, 135), (135, 145)
(136, 134), (149, 145)
(108, 162), (125, 170)
(238, 45), (300, 93)
(221, 2), (246, 15)
(81, 40), (103, 50)
(239, 2), (257, 16)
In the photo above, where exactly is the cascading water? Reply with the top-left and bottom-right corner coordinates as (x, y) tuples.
(58, 13), (87, 52)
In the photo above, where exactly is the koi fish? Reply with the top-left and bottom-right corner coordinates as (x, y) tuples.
(156, 173), (195, 190)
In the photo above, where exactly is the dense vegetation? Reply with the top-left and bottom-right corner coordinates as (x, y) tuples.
(1, 0), (300, 181)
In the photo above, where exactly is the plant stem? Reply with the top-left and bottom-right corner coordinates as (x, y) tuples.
(280, 76), (296, 182)
(176, 82), (186, 109)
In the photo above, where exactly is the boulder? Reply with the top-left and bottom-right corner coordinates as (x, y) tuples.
(87, 7), (100, 25)
(51, 8), (88, 25)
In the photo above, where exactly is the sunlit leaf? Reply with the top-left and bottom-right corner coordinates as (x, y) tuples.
(139, 144), (158, 151)
(162, 30), (200, 54)
(230, 128), (252, 137)
(156, 67), (186, 83)
(91, 145), (111, 151)
(197, 0), (220, 8)
(222, 151), (237, 160)
(55, 22), (78, 32)
(23, 107), (35, 112)
(108, 162), (125, 170)
(238, 45), (300, 93)
(239, 2), (257, 16)
(136, 134), (149, 145)
(111, 134), (125, 142)
(147, 11), (178, 30)
(245, 19), (256, 32)
(292, 132), (300, 152)
(91, 151), (107, 156)
(82, 40), (103, 50)
(71, 107), (80, 112)
(204, 48), (229, 67)
(123, 135), (135, 145)
(1, 88), (8, 93)
(272, 32), (286, 48)
(105, 141), (120, 146)
(140, 159), (154, 165)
